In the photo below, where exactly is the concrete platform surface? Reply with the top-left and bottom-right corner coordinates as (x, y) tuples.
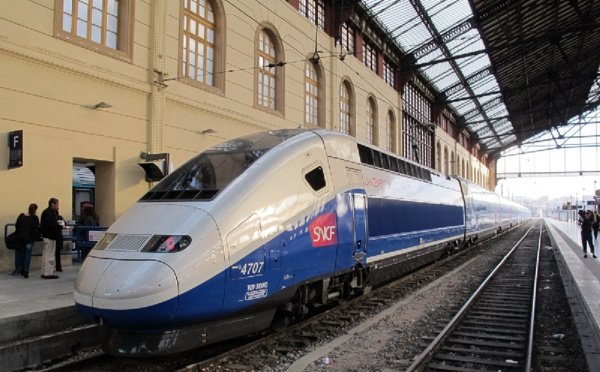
(0, 262), (81, 320)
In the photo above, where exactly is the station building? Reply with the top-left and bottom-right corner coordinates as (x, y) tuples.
(0, 0), (492, 272)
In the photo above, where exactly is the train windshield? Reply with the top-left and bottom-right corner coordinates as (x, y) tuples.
(140, 129), (305, 201)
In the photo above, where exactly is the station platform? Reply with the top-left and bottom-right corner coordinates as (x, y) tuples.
(0, 261), (88, 343)
(0, 261), (81, 321)
(0, 261), (93, 371)
(541, 218), (600, 368)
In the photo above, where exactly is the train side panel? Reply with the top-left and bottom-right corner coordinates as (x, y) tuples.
(320, 132), (466, 285)
(459, 177), (501, 241)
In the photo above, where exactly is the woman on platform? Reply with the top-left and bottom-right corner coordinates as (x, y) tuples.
(14, 203), (39, 278)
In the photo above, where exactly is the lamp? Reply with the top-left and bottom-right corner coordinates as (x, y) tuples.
(93, 102), (112, 109)
(199, 129), (216, 134)
(138, 152), (170, 182)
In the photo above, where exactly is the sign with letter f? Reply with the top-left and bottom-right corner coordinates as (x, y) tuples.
(8, 130), (23, 169)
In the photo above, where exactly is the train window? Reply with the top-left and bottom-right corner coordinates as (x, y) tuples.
(305, 166), (326, 191)
(414, 164), (421, 178)
(141, 130), (307, 201)
(422, 169), (432, 182)
(414, 165), (423, 179)
(358, 144), (374, 166)
(373, 151), (382, 168)
(390, 157), (399, 172)
(407, 163), (416, 177)
(381, 154), (390, 170)
(398, 159), (406, 175)
(146, 150), (265, 199)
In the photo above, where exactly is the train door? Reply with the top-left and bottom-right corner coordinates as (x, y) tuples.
(223, 214), (267, 315)
(352, 193), (367, 262)
(335, 168), (368, 273)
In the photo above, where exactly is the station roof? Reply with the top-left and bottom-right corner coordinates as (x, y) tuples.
(363, 0), (600, 160)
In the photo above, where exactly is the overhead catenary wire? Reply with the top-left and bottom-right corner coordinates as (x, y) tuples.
(163, 0), (441, 149)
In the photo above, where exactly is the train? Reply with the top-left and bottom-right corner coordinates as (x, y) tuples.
(73, 129), (530, 356)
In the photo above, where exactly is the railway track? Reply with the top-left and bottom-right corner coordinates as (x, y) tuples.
(177, 225), (531, 372)
(406, 222), (542, 371)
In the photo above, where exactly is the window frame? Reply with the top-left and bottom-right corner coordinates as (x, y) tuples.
(386, 109), (396, 153)
(179, 0), (225, 93)
(54, 0), (135, 62)
(366, 96), (378, 146)
(340, 22), (355, 55)
(254, 24), (285, 115)
(305, 60), (320, 127)
(383, 59), (395, 88)
(339, 79), (354, 135)
(366, 98), (374, 144)
(362, 39), (377, 73)
(299, 0), (325, 30)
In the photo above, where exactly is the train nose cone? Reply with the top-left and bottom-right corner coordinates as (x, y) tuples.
(75, 258), (178, 327)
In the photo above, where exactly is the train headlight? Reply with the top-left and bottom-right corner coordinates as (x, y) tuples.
(141, 235), (192, 253)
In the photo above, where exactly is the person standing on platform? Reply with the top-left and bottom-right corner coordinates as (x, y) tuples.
(14, 203), (39, 278)
(578, 209), (596, 258)
(40, 198), (61, 279)
(592, 211), (599, 240)
(55, 213), (65, 272)
(78, 203), (100, 226)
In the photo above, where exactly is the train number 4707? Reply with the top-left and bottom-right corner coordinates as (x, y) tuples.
(239, 261), (264, 276)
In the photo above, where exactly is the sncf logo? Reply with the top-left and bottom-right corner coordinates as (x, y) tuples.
(309, 213), (337, 247)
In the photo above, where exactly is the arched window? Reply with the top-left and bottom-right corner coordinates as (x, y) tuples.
(366, 97), (377, 144)
(258, 29), (276, 109)
(305, 60), (324, 127)
(450, 151), (455, 175)
(386, 110), (395, 152)
(339, 80), (353, 135)
(436, 142), (442, 171)
(443, 146), (449, 175)
(256, 26), (284, 113)
(181, 0), (224, 91)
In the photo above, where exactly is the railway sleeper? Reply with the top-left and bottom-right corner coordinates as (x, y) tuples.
(431, 353), (523, 368)
(440, 346), (524, 359)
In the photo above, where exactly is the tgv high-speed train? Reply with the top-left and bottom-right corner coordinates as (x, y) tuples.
(74, 129), (529, 356)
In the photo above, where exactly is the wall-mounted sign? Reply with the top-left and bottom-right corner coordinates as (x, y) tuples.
(8, 130), (23, 169)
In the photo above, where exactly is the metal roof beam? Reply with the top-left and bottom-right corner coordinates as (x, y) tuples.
(410, 19), (475, 60)
(406, 0), (504, 147)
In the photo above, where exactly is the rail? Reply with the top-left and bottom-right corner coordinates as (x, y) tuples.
(406, 221), (541, 371)
(4, 223), (107, 261)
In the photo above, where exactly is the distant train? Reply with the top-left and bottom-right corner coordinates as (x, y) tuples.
(73, 129), (530, 356)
